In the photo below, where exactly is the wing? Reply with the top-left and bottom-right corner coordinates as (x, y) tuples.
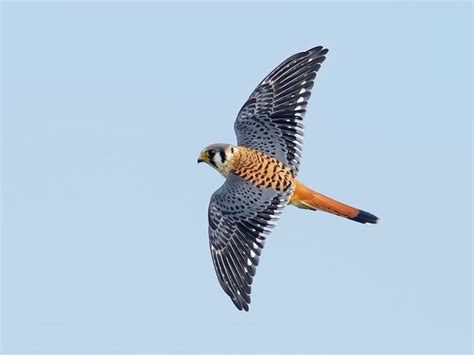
(234, 46), (328, 176)
(208, 173), (294, 311)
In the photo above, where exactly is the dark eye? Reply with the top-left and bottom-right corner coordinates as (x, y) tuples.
(208, 150), (215, 158)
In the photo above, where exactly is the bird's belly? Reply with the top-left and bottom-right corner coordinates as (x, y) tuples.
(231, 149), (293, 192)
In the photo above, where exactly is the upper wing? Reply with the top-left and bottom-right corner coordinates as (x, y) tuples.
(234, 46), (328, 176)
(208, 173), (294, 311)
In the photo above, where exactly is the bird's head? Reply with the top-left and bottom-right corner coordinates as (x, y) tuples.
(198, 143), (237, 177)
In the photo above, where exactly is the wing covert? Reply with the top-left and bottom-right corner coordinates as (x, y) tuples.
(234, 46), (328, 176)
(208, 173), (294, 311)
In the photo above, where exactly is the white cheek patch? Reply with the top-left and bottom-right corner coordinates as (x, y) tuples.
(213, 153), (222, 166)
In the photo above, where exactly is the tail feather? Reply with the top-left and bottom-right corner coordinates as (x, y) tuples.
(290, 179), (379, 224)
(349, 209), (379, 224)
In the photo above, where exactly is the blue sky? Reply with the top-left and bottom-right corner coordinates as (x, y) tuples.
(1, 1), (472, 353)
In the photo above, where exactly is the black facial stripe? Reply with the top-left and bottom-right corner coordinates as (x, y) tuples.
(220, 150), (226, 164)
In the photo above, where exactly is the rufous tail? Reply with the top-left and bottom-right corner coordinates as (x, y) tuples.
(289, 179), (378, 224)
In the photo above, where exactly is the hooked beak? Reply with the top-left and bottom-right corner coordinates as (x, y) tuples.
(197, 151), (208, 164)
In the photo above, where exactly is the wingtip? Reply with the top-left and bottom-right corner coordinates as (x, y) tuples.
(233, 299), (250, 312)
(307, 46), (329, 56)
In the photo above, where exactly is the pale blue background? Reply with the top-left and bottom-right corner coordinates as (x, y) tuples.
(1, 1), (472, 353)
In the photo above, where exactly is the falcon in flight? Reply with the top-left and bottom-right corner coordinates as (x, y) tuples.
(198, 46), (378, 311)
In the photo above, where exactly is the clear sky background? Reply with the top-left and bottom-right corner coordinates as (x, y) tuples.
(1, 1), (472, 353)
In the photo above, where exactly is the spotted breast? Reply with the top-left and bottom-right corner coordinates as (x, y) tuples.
(230, 147), (294, 192)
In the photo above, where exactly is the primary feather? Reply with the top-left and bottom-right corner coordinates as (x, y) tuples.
(235, 46), (328, 176)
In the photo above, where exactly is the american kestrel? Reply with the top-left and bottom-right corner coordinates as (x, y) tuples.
(198, 46), (378, 311)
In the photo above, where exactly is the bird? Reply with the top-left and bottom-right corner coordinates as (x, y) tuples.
(198, 46), (378, 311)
